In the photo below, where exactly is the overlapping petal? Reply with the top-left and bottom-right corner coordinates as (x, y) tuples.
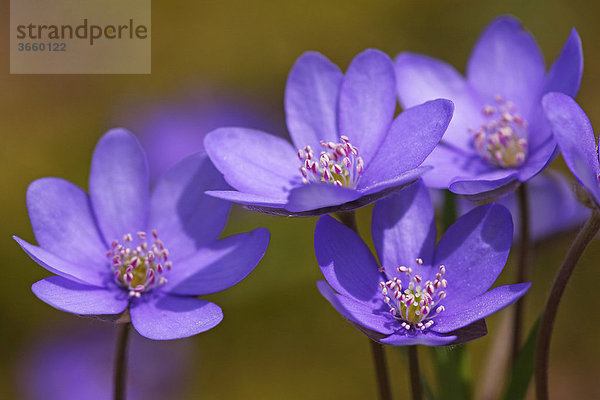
(26, 178), (107, 268)
(338, 49), (397, 166)
(149, 153), (230, 261)
(89, 129), (150, 242)
(467, 16), (545, 116)
(285, 52), (342, 150)
(543, 28), (583, 98)
(372, 181), (436, 277)
(395, 53), (483, 151)
(359, 99), (453, 188)
(166, 228), (269, 295)
(204, 127), (299, 198)
(315, 216), (381, 303)
(15, 237), (107, 287)
(433, 204), (513, 309)
(317, 281), (395, 335)
(432, 283), (531, 333)
(32, 276), (127, 315)
(286, 184), (361, 213)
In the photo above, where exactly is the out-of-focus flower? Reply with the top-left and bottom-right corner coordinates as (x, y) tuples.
(396, 15), (583, 199)
(457, 170), (590, 242)
(14, 129), (270, 340)
(19, 321), (192, 400)
(543, 92), (600, 209)
(110, 88), (283, 182)
(205, 49), (453, 216)
(315, 180), (530, 345)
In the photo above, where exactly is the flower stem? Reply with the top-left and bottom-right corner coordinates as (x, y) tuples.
(511, 183), (532, 365)
(370, 340), (393, 400)
(334, 210), (392, 400)
(535, 210), (600, 400)
(408, 346), (422, 400)
(114, 322), (131, 400)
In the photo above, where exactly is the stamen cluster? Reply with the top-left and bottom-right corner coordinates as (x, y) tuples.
(379, 259), (447, 331)
(471, 95), (528, 168)
(297, 135), (364, 188)
(107, 230), (172, 297)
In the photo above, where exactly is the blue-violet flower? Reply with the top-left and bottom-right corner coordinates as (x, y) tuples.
(395, 15), (583, 199)
(204, 49), (454, 216)
(315, 180), (530, 345)
(14, 129), (270, 340)
(111, 88), (282, 181)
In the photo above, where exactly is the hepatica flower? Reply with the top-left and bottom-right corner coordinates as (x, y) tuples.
(395, 16), (583, 199)
(543, 92), (600, 209)
(111, 88), (282, 181)
(204, 49), (454, 216)
(14, 129), (269, 340)
(316, 180), (530, 345)
(457, 170), (590, 242)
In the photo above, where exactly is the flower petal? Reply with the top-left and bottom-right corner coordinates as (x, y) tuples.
(165, 228), (269, 295)
(420, 145), (486, 189)
(244, 172), (423, 217)
(359, 166), (429, 196)
(204, 128), (298, 197)
(32, 276), (127, 315)
(450, 319), (488, 345)
(315, 215), (382, 303)
(517, 137), (556, 182)
(431, 283), (530, 333)
(205, 190), (286, 208)
(338, 49), (396, 166)
(449, 169), (519, 199)
(285, 52), (342, 150)
(395, 52), (484, 151)
(89, 129), (150, 242)
(14, 237), (107, 286)
(317, 281), (395, 335)
(379, 330), (457, 346)
(542, 92), (600, 205)
(372, 180), (436, 278)
(359, 99), (453, 188)
(285, 184), (361, 213)
(433, 204), (513, 309)
(149, 153), (230, 261)
(467, 16), (545, 116)
(26, 178), (107, 268)
(543, 28), (583, 98)
(130, 294), (223, 340)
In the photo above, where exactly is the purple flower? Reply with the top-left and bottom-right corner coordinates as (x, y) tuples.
(204, 49), (454, 217)
(14, 129), (270, 340)
(315, 180), (530, 345)
(18, 321), (192, 400)
(457, 170), (590, 242)
(395, 16), (583, 199)
(110, 88), (283, 182)
(542, 92), (600, 208)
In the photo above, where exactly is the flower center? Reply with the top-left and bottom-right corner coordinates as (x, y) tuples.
(297, 135), (364, 188)
(471, 95), (528, 168)
(379, 258), (447, 331)
(107, 230), (172, 298)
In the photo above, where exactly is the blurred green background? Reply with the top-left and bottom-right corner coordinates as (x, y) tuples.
(2, 0), (600, 399)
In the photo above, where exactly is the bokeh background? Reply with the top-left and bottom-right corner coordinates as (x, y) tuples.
(2, 0), (600, 399)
